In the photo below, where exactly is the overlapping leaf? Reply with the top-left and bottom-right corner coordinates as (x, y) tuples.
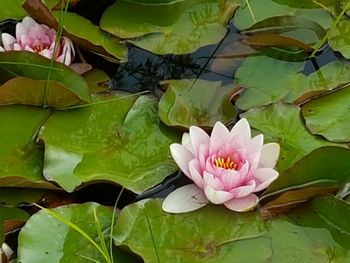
(38, 94), (181, 193)
(100, 0), (238, 54)
(113, 199), (350, 262)
(158, 79), (237, 129)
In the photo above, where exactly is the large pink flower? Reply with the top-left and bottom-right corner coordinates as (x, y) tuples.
(0, 16), (74, 65)
(162, 119), (280, 213)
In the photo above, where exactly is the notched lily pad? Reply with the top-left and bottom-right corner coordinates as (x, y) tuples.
(0, 105), (58, 189)
(159, 79), (237, 129)
(302, 86), (350, 143)
(38, 94), (181, 193)
(100, 0), (238, 54)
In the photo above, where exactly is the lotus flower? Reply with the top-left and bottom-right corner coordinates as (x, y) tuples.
(0, 16), (74, 65)
(162, 119), (280, 213)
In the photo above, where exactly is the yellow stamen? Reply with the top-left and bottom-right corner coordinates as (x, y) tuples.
(214, 156), (237, 170)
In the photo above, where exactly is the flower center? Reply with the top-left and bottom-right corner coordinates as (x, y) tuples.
(214, 157), (237, 170)
(32, 43), (48, 53)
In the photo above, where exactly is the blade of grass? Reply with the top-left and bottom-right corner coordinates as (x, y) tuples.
(93, 208), (112, 263)
(34, 203), (111, 263)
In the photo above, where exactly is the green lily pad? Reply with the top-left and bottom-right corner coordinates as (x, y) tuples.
(271, 0), (336, 9)
(241, 103), (330, 171)
(234, 0), (332, 31)
(113, 199), (350, 262)
(0, 51), (90, 107)
(0, 105), (57, 189)
(302, 86), (350, 142)
(329, 20), (350, 59)
(82, 68), (110, 94)
(0, 207), (29, 243)
(262, 146), (350, 200)
(158, 79), (237, 129)
(289, 195), (350, 250)
(38, 94), (181, 193)
(235, 57), (350, 110)
(0, 188), (45, 206)
(100, 0), (238, 54)
(18, 202), (138, 263)
(235, 56), (305, 110)
(52, 12), (127, 62)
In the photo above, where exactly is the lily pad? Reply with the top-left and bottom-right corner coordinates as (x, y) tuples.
(82, 68), (110, 94)
(158, 79), (237, 129)
(241, 103), (330, 171)
(0, 105), (57, 189)
(17, 202), (138, 263)
(0, 188), (45, 206)
(100, 0), (238, 54)
(234, 0), (332, 31)
(329, 20), (350, 59)
(262, 146), (350, 201)
(235, 57), (350, 110)
(0, 207), (29, 243)
(113, 199), (350, 262)
(289, 195), (350, 250)
(234, 56), (305, 110)
(0, 51), (90, 107)
(38, 94), (181, 193)
(302, 86), (350, 142)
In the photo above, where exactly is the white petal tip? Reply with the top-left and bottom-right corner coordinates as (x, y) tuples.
(162, 184), (208, 213)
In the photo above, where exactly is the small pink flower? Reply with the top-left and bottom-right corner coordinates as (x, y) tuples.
(0, 16), (74, 65)
(162, 119), (280, 213)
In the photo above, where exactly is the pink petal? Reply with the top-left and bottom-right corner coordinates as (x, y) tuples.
(16, 17), (37, 41)
(203, 171), (224, 190)
(170, 143), (194, 178)
(253, 167), (279, 192)
(13, 43), (22, 51)
(229, 180), (256, 198)
(220, 169), (241, 190)
(198, 143), (209, 169)
(209, 122), (230, 152)
(204, 185), (233, 204)
(181, 132), (194, 153)
(39, 49), (53, 59)
(0, 46), (4, 51)
(260, 143), (280, 168)
(1, 33), (16, 50)
(230, 118), (251, 144)
(189, 125), (209, 157)
(188, 159), (204, 188)
(224, 194), (258, 212)
(162, 184), (208, 213)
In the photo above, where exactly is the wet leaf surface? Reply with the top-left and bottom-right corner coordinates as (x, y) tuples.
(100, 0), (238, 54)
(113, 198), (350, 262)
(329, 20), (350, 59)
(158, 79), (237, 129)
(0, 105), (57, 189)
(39, 94), (181, 193)
(18, 202), (139, 263)
(302, 86), (350, 143)
(241, 103), (330, 171)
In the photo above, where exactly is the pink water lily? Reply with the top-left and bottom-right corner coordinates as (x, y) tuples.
(162, 119), (280, 213)
(0, 16), (74, 65)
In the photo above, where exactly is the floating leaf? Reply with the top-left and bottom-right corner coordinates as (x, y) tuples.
(234, 0), (332, 31)
(100, 0), (238, 54)
(158, 79), (237, 129)
(234, 56), (304, 110)
(262, 146), (350, 202)
(241, 103), (330, 171)
(38, 94), (181, 193)
(22, 0), (127, 62)
(0, 51), (90, 107)
(17, 202), (138, 263)
(0, 188), (45, 206)
(329, 20), (350, 59)
(289, 195), (350, 250)
(82, 68), (110, 94)
(0, 105), (57, 189)
(302, 86), (350, 142)
(0, 207), (29, 243)
(113, 199), (350, 262)
(235, 56), (350, 109)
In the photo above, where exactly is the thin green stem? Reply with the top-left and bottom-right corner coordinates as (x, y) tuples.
(245, 0), (256, 23)
(43, 0), (70, 107)
(310, 0), (350, 57)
